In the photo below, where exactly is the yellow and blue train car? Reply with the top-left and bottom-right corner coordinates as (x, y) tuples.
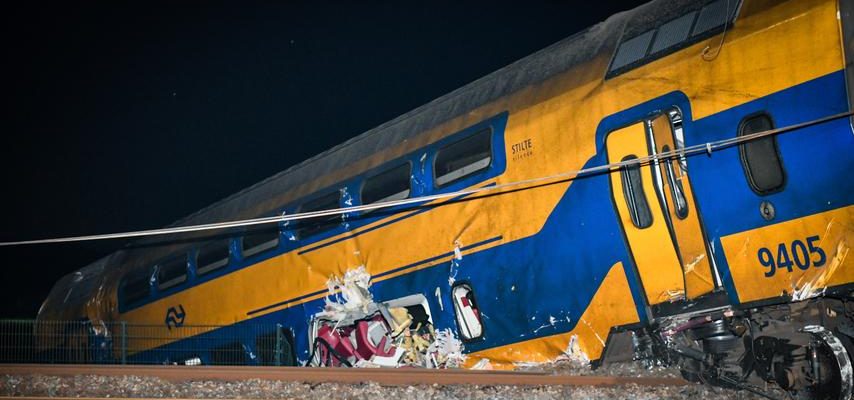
(39, 0), (854, 396)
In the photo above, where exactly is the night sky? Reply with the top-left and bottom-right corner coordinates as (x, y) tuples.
(0, 1), (644, 318)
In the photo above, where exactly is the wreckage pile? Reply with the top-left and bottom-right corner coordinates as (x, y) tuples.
(308, 267), (464, 369)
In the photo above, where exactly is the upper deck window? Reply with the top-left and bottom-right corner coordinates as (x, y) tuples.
(361, 163), (411, 206)
(607, 0), (741, 78)
(242, 227), (280, 258)
(739, 114), (785, 194)
(157, 256), (187, 290)
(434, 129), (492, 187)
(297, 191), (341, 239)
(610, 30), (655, 72)
(649, 12), (696, 55)
(197, 240), (230, 275)
(120, 268), (152, 305)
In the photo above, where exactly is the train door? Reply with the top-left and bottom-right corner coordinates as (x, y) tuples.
(606, 111), (717, 308)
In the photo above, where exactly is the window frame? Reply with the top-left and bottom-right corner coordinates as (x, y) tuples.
(210, 341), (248, 365)
(120, 267), (153, 307)
(619, 154), (654, 229)
(295, 190), (342, 240)
(451, 282), (485, 342)
(432, 128), (494, 189)
(241, 226), (281, 258)
(737, 112), (786, 195)
(660, 143), (689, 220)
(359, 161), (413, 208)
(156, 255), (188, 291)
(606, 0), (743, 79)
(196, 239), (232, 276)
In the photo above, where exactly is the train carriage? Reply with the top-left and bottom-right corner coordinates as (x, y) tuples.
(39, 0), (854, 397)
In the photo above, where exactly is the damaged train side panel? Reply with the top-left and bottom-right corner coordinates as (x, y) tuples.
(35, 1), (854, 391)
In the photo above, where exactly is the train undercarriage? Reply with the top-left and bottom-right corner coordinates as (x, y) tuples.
(626, 294), (854, 400)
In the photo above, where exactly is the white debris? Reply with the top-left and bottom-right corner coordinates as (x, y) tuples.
(316, 266), (375, 324)
(341, 187), (353, 206)
(370, 347), (406, 367)
(426, 329), (466, 368)
(448, 241), (463, 286)
(470, 358), (493, 370)
(454, 241), (463, 260)
(311, 266), (466, 369)
(533, 315), (559, 333)
(557, 335), (590, 366)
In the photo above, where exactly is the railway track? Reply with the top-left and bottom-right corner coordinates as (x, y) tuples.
(0, 364), (686, 387)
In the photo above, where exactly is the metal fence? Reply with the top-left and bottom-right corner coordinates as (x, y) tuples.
(0, 320), (296, 366)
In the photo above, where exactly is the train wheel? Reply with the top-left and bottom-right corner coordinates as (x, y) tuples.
(800, 326), (853, 400)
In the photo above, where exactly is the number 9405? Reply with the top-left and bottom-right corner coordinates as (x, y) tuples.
(757, 235), (826, 277)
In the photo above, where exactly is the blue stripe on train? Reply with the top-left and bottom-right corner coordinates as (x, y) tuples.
(131, 70), (853, 364)
(686, 71), (853, 303)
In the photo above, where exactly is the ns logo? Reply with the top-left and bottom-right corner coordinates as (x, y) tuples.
(165, 305), (186, 330)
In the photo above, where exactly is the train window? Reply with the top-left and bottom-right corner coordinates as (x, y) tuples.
(452, 284), (483, 340)
(650, 12), (696, 55)
(120, 268), (152, 306)
(242, 227), (280, 258)
(692, 0), (736, 37)
(610, 29), (655, 72)
(296, 191), (341, 239)
(361, 163), (411, 206)
(620, 155), (653, 229)
(738, 114), (785, 194)
(607, 0), (741, 78)
(255, 328), (296, 366)
(197, 240), (230, 275)
(434, 129), (492, 187)
(661, 144), (688, 219)
(210, 341), (248, 365)
(157, 256), (187, 290)
(669, 110), (688, 173)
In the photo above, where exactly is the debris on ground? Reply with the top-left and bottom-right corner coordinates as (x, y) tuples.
(308, 266), (464, 369)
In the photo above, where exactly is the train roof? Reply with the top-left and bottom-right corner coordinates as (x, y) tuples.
(162, 0), (713, 231)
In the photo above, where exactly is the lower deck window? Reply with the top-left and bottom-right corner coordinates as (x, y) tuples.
(210, 341), (248, 365)
(452, 284), (483, 340)
(255, 329), (296, 366)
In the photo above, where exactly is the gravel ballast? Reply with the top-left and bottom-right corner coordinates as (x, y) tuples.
(0, 361), (776, 399)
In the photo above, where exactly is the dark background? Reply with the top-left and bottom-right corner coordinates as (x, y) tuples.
(0, 1), (644, 318)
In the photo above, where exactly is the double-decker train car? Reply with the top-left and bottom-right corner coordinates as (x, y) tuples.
(39, 0), (854, 397)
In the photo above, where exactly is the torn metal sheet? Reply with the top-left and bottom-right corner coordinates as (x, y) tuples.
(309, 267), (465, 369)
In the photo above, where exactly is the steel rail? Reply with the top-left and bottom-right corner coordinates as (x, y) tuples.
(0, 364), (687, 387)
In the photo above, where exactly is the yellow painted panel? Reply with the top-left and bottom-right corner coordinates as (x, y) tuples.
(103, 0), (848, 358)
(649, 115), (715, 299)
(722, 205), (854, 303)
(606, 122), (684, 304)
(465, 262), (640, 369)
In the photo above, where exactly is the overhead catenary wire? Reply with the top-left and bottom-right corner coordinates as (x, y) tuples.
(0, 110), (850, 247)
